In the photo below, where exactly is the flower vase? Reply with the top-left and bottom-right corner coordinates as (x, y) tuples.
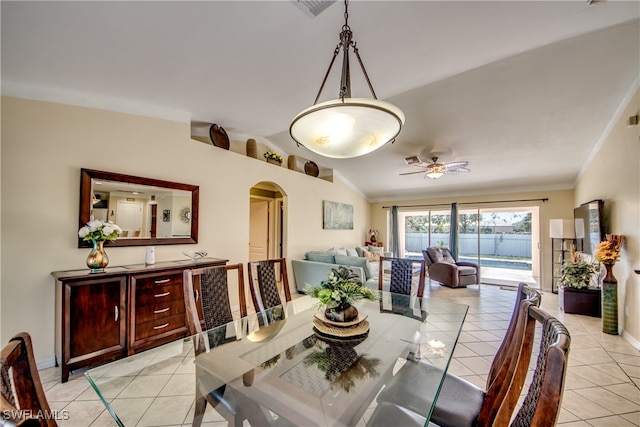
(86, 240), (109, 273)
(325, 303), (358, 323)
(602, 263), (618, 335)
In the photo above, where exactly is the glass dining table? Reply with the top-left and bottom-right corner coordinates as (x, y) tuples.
(86, 293), (468, 427)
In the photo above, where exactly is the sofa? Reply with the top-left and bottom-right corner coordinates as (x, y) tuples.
(291, 246), (390, 293)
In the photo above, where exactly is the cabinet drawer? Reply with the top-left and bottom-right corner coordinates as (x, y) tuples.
(136, 299), (185, 324)
(135, 314), (186, 340)
(136, 282), (184, 306)
(135, 272), (182, 292)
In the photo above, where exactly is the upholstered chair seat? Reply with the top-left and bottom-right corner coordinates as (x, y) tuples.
(423, 247), (480, 288)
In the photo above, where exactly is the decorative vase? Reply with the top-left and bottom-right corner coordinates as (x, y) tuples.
(602, 263), (618, 334)
(287, 155), (297, 170)
(370, 235), (377, 243)
(246, 138), (257, 158)
(266, 158), (281, 166)
(86, 240), (109, 273)
(325, 303), (358, 323)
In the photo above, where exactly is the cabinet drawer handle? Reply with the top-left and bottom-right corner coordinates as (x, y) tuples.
(154, 279), (171, 284)
(153, 323), (170, 330)
(154, 291), (171, 298)
(194, 289), (199, 302)
(114, 306), (119, 321)
(154, 307), (170, 314)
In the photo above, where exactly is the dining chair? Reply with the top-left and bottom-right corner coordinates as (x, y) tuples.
(1, 332), (57, 427)
(367, 303), (570, 427)
(247, 258), (292, 314)
(373, 283), (541, 427)
(378, 257), (426, 297)
(183, 264), (248, 427)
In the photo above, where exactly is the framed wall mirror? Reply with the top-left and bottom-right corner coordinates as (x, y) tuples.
(79, 169), (199, 247)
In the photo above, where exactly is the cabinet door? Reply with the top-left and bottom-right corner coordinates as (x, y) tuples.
(66, 276), (126, 361)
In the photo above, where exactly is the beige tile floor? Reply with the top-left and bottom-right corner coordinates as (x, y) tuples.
(39, 284), (640, 426)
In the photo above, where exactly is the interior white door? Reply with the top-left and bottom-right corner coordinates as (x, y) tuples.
(116, 201), (143, 237)
(250, 199), (269, 262)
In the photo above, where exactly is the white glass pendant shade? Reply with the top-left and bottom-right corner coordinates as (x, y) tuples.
(426, 171), (444, 180)
(290, 98), (405, 159)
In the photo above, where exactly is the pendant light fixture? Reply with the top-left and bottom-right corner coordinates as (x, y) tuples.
(289, 0), (405, 159)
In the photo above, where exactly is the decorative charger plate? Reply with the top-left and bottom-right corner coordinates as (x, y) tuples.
(314, 312), (368, 328)
(209, 124), (230, 150)
(313, 318), (370, 339)
(304, 161), (319, 177)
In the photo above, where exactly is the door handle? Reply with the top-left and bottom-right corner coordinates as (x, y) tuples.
(114, 306), (119, 321)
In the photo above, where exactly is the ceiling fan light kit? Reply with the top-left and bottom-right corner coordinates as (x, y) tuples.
(289, 0), (404, 159)
(400, 156), (470, 180)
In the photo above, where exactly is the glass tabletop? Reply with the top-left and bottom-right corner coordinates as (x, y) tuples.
(86, 293), (468, 427)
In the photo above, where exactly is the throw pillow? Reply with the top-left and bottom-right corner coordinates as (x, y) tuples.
(334, 255), (372, 280)
(306, 251), (336, 264)
(363, 249), (382, 263)
(367, 246), (384, 253)
(346, 248), (358, 257)
(331, 247), (348, 256)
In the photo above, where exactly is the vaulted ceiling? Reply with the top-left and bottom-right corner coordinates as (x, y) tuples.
(2, 1), (639, 201)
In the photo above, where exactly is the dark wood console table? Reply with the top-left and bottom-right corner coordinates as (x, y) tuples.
(52, 257), (227, 382)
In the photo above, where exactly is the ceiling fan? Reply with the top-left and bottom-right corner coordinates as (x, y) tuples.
(400, 155), (470, 179)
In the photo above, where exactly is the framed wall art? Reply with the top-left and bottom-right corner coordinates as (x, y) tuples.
(323, 201), (353, 230)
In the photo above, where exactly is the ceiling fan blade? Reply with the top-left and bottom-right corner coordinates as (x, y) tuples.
(444, 167), (471, 175)
(443, 161), (469, 170)
(400, 170), (427, 176)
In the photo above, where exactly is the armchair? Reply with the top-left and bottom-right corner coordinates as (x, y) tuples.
(423, 247), (480, 288)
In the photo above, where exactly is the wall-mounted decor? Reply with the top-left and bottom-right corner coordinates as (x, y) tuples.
(79, 169), (199, 248)
(323, 201), (353, 230)
(180, 207), (191, 223)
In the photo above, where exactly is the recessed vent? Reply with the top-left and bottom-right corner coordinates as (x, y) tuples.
(404, 155), (422, 165)
(291, 0), (336, 17)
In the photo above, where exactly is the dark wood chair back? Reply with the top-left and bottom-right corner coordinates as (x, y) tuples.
(183, 264), (248, 427)
(183, 264), (247, 352)
(509, 306), (571, 427)
(476, 285), (541, 425)
(1, 332), (57, 427)
(247, 258), (292, 313)
(378, 257), (426, 297)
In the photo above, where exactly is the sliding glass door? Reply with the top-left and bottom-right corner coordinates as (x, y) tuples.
(399, 210), (450, 258)
(394, 205), (540, 287)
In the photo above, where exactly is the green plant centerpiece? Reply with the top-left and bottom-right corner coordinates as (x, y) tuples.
(305, 266), (378, 322)
(560, 256), (596, 289)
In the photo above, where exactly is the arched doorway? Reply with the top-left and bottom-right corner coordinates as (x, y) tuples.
(249, 182), (287, 261)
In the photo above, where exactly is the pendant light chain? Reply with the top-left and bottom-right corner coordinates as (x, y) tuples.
(311, 0), (377, 105)
(289, 0), (404, 158)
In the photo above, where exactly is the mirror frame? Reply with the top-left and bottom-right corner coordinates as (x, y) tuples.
(79, 168), (199, 248)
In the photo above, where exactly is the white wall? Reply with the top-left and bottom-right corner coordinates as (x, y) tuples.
(575, 87), (640, 345)
(0, 97), (370, 363)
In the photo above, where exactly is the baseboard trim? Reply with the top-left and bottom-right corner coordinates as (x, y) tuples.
(622, 330), (640, 351)
(37, 356), (57, 370)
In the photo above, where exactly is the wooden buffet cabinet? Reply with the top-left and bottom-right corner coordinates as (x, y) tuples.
(52, 257), (227, 382)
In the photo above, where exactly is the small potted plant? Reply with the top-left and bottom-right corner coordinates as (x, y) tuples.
(560, 248), (600, 316)
(559, 258), (595, 289)
(305, 266), (378, 322)
(264, 150), (284, 166)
